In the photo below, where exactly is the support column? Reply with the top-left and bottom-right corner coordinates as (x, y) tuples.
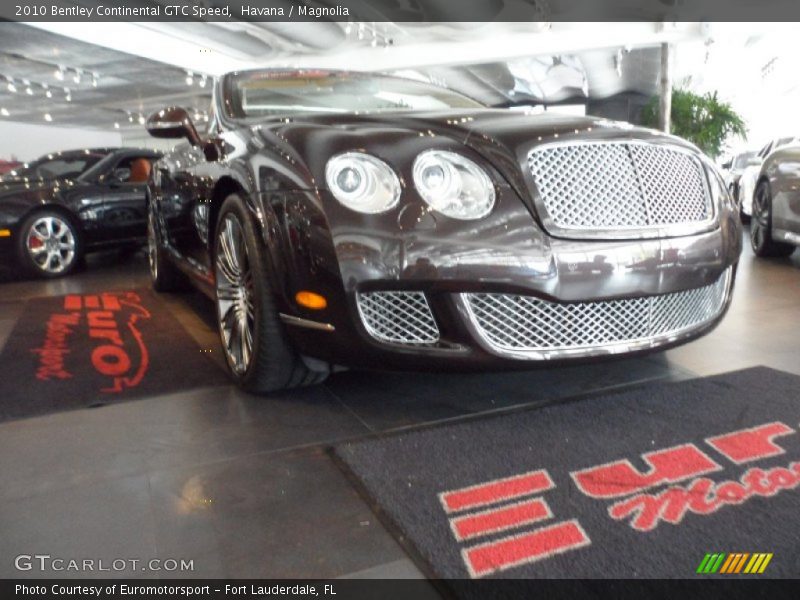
(658, 42), (672, 133)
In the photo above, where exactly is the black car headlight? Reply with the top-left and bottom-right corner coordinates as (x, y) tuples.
(325, 152), (401, 214)
(412, 150), (495, 220)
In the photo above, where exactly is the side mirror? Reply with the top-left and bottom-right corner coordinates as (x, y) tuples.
(146, 107), (201, 146)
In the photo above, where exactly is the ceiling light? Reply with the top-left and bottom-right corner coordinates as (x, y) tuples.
(186, 71), (194, 86)
(92, 72), (99, 87)
(64, 88), (72, 102)
(114, 122), (120, 129)
(128, 113), (134, 122)
(25, 86), (33, 95)
(199, 75), (207, 88)
(54, 67), (64, 81)
(138, 115), (145, 125)
(44, 113), (52, 122)
(0, 108), (9, 117)
(45, 89), (52, 98)
(73, 69), (81, 84)
(7, 79), (16, 93)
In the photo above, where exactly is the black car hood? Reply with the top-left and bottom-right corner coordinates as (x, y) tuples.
(0, 179), (61, 199)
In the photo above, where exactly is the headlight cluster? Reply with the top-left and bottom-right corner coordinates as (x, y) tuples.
(325, 150), (495, 220)
(325, 153), (401, 214)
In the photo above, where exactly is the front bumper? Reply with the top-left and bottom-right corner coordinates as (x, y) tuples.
(272, 187), (741, 371)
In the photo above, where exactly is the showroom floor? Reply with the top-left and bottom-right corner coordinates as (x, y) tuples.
(0, 229), (798, 580)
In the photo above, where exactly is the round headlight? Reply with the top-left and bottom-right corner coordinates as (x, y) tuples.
(325, 153), (401, 214)
(412, 150), (495, 220)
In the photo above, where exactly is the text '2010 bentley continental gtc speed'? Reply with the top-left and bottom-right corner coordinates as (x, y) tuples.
(145, 70), (741, 393)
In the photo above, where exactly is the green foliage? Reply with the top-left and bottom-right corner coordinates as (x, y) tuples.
(641, 89), (747, 158)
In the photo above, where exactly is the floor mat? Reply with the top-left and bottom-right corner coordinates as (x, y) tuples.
(335, 367), (800, 581)
(0, 288), (228, 421)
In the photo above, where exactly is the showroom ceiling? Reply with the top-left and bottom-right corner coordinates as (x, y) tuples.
(0, 23), (213, 130)
(1, 21), (686, 131)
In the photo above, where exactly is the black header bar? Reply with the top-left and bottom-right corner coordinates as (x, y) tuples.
(2, 0), (800, 23)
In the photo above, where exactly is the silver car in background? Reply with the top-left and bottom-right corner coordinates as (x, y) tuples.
(750, 142), (800, 257)
(739, 137), (798, 219)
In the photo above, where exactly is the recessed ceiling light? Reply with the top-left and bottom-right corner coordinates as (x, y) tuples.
(44, 113), (52, 122)
(7, 80), (17, 93)
(114, 122), (120, 129)
(0, 107), (9, 117)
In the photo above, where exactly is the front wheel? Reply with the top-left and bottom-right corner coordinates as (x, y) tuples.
(213, 194), (328, 393)
(16, 211), (81, 278)
(750, 180), (795, 258)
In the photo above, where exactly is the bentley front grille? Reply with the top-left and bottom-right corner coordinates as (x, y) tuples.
(463, 269), (730, 358)
(527, 141), (713, 236)
(357, 291), (440, 345)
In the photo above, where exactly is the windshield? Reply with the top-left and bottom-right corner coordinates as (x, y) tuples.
(226, 70), (484, 118)
(732, 152), (756, 169)
(3, 152), (107, 182)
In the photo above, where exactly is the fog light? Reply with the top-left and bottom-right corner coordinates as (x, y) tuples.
(0, 229), (10, 237)
(295, 291), (327, 310)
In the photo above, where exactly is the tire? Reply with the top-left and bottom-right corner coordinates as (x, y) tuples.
(147, 204), (187, 291)
(16, 210), (81, 278)
(213, 193), (328, 393)
(737, 183), (751, 223)
(750, 180), (795, 258)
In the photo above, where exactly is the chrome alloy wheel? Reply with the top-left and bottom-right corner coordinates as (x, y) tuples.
(215, 214), (256, 375)
(26, 215), (76, 274)
(147, 211), (158, 280)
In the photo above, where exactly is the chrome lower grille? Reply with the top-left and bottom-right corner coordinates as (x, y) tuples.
(357, 291), (440, 345)
(463, 270), (730, 358)
(527, 141), (712, 236)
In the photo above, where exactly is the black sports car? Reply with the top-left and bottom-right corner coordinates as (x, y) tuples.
(0, 147), (161, 277)
(145, 69), (741, 393)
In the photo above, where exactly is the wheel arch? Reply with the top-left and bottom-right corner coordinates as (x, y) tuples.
(208, 176), (291, 306)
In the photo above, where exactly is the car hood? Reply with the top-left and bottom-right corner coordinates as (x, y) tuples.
(251, 108), (702, 201)
(0, 179), (67, 202)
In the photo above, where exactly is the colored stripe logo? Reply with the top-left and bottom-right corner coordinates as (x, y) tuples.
(696, 552), (773, 574)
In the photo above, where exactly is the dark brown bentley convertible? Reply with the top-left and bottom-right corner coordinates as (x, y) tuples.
(146, 69), (741, 392)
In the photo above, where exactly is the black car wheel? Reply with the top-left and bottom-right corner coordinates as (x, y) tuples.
(147, 206), (186, 291)
(213, 194), (328, 393)
(750, 180), (794, 258)
(16, 211), (80, 278)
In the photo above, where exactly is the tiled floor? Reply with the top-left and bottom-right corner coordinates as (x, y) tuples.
(0, 232), (798, 579)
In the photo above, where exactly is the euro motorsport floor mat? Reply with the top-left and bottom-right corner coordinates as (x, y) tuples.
(335, 367), (800, 581)
(0, 288), (227, 421)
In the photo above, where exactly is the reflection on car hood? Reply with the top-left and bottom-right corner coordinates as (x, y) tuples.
(0, 178), (68, 203)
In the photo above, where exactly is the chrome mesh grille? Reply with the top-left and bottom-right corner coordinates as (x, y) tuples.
(357, 291), (440, 345)
(527, 142), (711, 232)
(464, 271), (729, 354)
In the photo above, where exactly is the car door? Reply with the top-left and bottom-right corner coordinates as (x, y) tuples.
(767, 144), (800, 237)
(99, 153), (157, 244)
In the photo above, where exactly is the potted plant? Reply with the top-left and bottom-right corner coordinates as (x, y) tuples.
(641, 89), (747, 158)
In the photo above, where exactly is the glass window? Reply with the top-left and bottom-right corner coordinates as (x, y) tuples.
(226, 70), (483, 119)
(11, 153), (106, 181)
